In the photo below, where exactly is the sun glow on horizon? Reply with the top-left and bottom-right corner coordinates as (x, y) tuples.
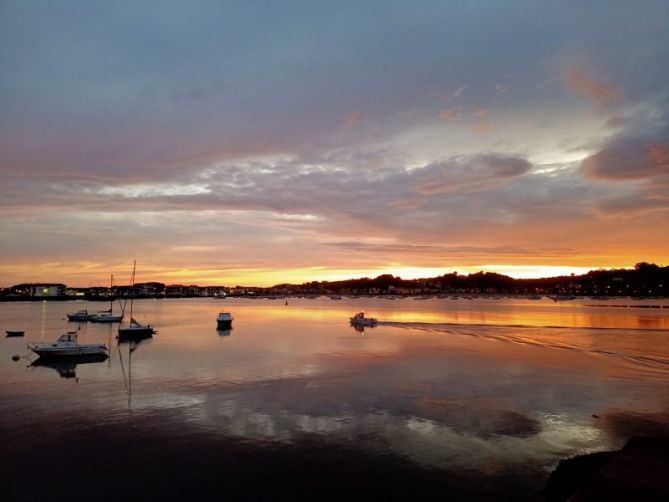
(0, 262), (631, 288)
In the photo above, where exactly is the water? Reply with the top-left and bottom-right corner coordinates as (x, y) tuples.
(2, 297), (669, 500)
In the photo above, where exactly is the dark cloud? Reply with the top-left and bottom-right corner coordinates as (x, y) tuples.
(582, 138), (669, 180)
(325, 242), (577, 259)
(413, 155), (531, 195)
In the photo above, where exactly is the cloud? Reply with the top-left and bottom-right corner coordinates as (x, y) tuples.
(473, 121), (494, 133)
(413, 155), (531, 195)
(493, 83), (508, 96)
(605, 116), (627, 129)
(564, 69), (623, 108)
(342, 110), (363, 128)
(441, 85), (467, 102)
(325, 242), (576, 259)
(438, 109), (462, 121)
(582, 138), (669, 180)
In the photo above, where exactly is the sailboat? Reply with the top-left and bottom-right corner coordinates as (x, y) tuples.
(118, 261), (155, 340)
(90, 274), (124, 323)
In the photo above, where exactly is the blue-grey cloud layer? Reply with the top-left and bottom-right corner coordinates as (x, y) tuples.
(1, 1), (668, 280)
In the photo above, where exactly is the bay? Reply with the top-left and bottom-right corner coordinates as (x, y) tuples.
(2, 297), (668, 500)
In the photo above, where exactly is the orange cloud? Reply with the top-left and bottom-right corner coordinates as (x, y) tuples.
(473, 121), (494, 133)
(439, 109), (462, 120)
(472, 109), (488, 118)
(647, 144), (669, 168)
(564, 69), (623, 107)
(343, 110), (363, 128)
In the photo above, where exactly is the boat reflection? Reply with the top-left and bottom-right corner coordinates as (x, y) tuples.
(30, 353), (108, 379)
(118, 337), (152, 408)
(217, 328), (232, 337)
(351, 323), (377, 334)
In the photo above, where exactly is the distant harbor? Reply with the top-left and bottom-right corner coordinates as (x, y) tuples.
(2, 262), (668, 301)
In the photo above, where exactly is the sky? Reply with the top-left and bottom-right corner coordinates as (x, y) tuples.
(1, 0), (668, 286)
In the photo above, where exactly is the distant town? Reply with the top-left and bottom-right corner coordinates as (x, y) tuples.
(1, 262), (666, 300)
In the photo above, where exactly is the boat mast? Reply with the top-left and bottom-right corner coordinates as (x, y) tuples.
(128, 261), (136, 322)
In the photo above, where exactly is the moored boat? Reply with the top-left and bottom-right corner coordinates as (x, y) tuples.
(216, 312), (233, 329)
(90, 310), (124, 323)
(89, 275), (124, 323)
(349, 311), (378, 327)
(117, 261), (155, 340)
(28, 331), (107, 358)
(6, 330), (25, 337)
(118, 318), (155, 340)
(66, 309), (95, 322)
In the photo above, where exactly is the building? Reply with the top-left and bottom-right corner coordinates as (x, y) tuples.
(9, 283), (67, 297)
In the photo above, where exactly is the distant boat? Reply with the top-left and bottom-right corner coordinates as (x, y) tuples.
(90, 309), (124, 323)
(5, 330), (25, 337)
(330, 295), (343, 300)
(216, 312), (233, 329)
(90, 275), (124, 323)
(66, 309), (95, 322)
(28, 331), (107, 358)
(349, 312), (378, 327)
(118, 261), (155, 340)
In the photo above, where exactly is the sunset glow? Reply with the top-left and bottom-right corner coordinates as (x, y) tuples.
(1, 2), (668, 286)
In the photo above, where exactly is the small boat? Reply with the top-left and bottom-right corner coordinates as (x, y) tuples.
(117, 261), (155, 340)
(89, 309), (124, 323)
(330, 294), (343, 300)
(5, 330), (25, 337)
(216, 312), (233, 329)
(349, 312), (378, 327)
(66, 309), (95, 322)
(89, 275), (124, 323)
(118, 318), (155, 340)
(28, 331), (107, 358)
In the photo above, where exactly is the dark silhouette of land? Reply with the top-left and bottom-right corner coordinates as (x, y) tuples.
(1, 262), (667, 300)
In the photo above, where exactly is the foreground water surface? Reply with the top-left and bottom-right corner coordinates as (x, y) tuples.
(2, 297), (668, 500)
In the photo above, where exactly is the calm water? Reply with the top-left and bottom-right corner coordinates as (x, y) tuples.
(2, 297), (669, 500)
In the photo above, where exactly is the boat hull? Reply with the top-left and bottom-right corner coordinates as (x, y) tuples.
(30, 345), (107, 358)
(67, 314), (94, 322)
(350, 320), (378, 327)
(117, 327), (154, 340)
(90, 315), (124, 323)
(6, 330), (25, 337)
(216, 320), (232, 329)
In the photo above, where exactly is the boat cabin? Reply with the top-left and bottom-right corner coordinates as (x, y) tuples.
(57, 332), (79, 343)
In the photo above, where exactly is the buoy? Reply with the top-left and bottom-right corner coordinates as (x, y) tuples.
(12, 355), (20, 361)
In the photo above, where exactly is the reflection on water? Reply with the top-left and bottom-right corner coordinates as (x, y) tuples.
(30, 353), (109, 378)
(1, 297), (668, 499)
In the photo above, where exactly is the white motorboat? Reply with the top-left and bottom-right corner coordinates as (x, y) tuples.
(90, 310), (124, 323)
(216, 312), (233, 329)
(28, 331), (107, 358)
(349, 312), (379, 327)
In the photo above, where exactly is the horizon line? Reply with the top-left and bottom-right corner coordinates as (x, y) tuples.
(3, 263), (663, 290)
